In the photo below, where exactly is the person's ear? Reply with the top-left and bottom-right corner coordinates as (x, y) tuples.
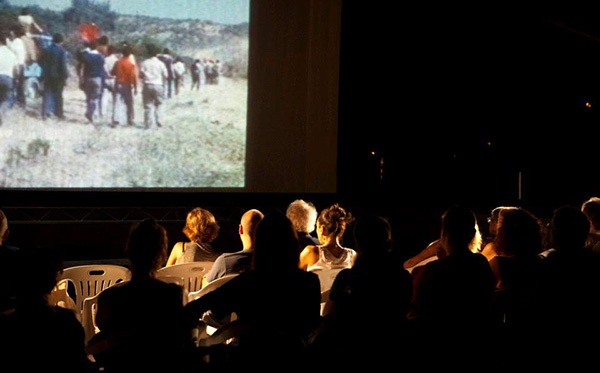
(238, 224), (243, 235)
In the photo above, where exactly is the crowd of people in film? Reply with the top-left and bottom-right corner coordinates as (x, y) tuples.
(0, 8), (222, 127)
(3, 194), (600, 372)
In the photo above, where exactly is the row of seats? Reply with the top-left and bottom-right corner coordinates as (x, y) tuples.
(55, 262), (339, 345)
(55, 262), (218, 344)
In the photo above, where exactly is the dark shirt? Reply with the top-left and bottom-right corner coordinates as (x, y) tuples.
(184, 269), (322, 343)
(89, 278), (186, 372)
(81, 50), (106, 79)
(297, 231), (320, 251)
(204, 250), (253, 283)
(41, 42), (68, 81)
(412, 250), (496, 328)
(0, 244), (21, 312)
(0, 304), (91, 372)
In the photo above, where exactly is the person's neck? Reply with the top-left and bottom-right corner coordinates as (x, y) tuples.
(321, 238), (343, 255)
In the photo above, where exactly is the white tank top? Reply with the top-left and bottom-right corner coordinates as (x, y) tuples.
(306, 245), (356, 272)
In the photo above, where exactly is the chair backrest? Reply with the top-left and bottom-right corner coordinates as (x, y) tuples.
(188, 273), (239, 303)
(310, 267), (343, 292)
(49, 278), (79, 319)
(81, 281), (128, 344)
(59, 264), (131, 314)
(156, 275), (185, 286)
(156, 261), (214, 293)
(187, 274), (239, 341)
(320, 288), (331, 317)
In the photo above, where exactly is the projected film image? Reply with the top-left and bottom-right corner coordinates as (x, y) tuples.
(0, 0), (249, 190)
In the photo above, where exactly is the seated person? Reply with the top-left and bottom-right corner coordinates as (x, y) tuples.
(166, 207), (221, 266)
(202, 209), (264, 287)
(0, 246), (92, 372)
(87, 218), (188, 373)
(183, 212), (322, 370)
(299, 203), (356, 272)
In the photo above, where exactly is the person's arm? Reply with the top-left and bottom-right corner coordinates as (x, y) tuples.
(166, 242), (184, 266)
(403, 239), (441, 269)
(202, 255), (225, 287)
(299, 245), (318, 270)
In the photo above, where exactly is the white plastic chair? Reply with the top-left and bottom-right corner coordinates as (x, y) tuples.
(49, 278), (79, 320)
(59, 264), (131, 315)
(310, 267), (343, 293)
(309, 268), (343, 316)
(156, 274), (185, 286)
(80, 281), (129, 344)
(81, 275), (188, 345)
(187, 274), (239, 341)
(156, 261), (214, 293)
(320, 288), (332, 317)
(188, 273), (239, 302)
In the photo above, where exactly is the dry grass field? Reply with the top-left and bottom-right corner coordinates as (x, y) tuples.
(0, 73), (247, 189)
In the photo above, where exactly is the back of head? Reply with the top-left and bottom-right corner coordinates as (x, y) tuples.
(241, 209), (264, 241)
(352, 214), (392, 256)
(440, 205), (477, 254)
(286, 199), (318, 233)
(317, 203), (354, 239)
(494, 207), (544, 257)
(52, 32), (63, 44)
(122, 44), (132, 57)
(16, 246), (63, 303)
(581, 197), (600, 230)
(252, 211), (299, 272)
(127, 218), (168, 277)
(550, 205), (590, 252)
(183, 207), (219, 243)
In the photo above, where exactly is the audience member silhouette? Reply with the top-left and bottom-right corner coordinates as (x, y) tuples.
(0, 246), (93, 373)
(202, 208), (264, 286)
(0, 209), (21, 313)
(487, 207), (545, 290)
(409, 205), (497, 368)
(86, 218), (188, 373)
(484, 206), (547, 361)
(183, 211), (322, 370)
(166, 207), (221, 266)
(404, 206), (506, 271)
(480, 206), (516, 261)
(299, 203), (356, 271)
(581, 196), (600, 253)
(530, 205), (600, 369)
(308, 214), (413, 369)
(286, 199), (320, 251)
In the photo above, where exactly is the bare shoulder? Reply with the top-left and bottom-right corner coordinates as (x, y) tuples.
(301, 245), (319, 255)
